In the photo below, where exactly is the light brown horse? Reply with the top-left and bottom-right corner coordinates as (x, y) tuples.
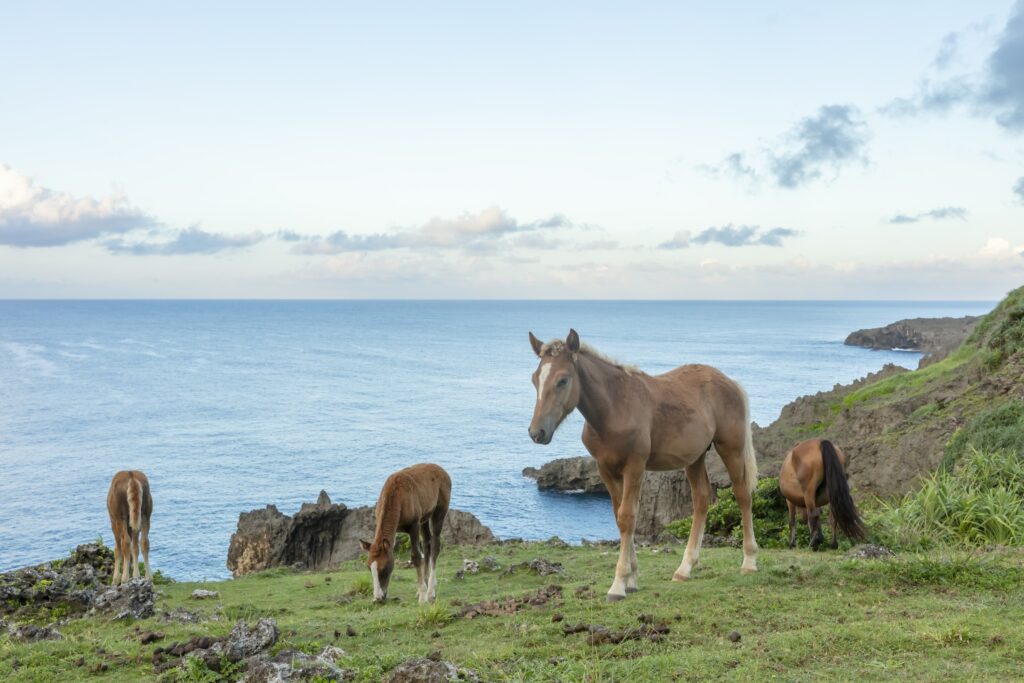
(779, 438), (866, 549)
(528, 329), (759, 601)
(360, 463), (451, 604)
(106, 470), (153, 584)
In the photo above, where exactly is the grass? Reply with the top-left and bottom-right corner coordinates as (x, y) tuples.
(871, 447), (1024, 550)
(2, 543), (1023, 682)
(840, 345), (977, 409)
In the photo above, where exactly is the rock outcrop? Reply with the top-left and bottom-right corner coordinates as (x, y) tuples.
(844, 316), (980, 367)
(227, 491), (496, 577)
(0, 543), (115, 617)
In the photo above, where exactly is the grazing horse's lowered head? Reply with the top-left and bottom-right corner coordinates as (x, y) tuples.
(528, 329), (582, 445)
(359, 537), (394, 602)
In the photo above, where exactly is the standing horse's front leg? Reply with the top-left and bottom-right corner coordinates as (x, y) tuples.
(674, 457), (711, 581)
(605, 462), (645, 601)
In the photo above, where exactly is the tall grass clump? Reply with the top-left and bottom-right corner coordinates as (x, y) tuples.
(871, 447), (1024, 549)
(942, 400), (1024, 470)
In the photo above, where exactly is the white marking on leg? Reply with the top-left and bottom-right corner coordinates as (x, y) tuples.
(370, 561), (385, 601)
(537, 362), (552, 402)
(427, 560), (437, 602)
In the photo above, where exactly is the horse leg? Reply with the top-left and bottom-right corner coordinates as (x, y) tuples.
(829, 507), (839, 550)
(674, 458), (712, 581)
(110, 522), (122, 585)
(410, 523), (425, 603)
(141, 515), (152, 581)
(607, 462), (644, 601)
(718, 443), (758, 574)
(119, 528), (133, 583)
(804, 489), (823, 550)
(427, 508), (445, 602)
(787, 500), (797, 549)
(129, 527), (141, 579)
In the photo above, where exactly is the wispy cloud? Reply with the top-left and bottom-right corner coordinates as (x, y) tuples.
(887, 206), (969, 224)
(291, 206), (575, 255)
(658, 225), (800, 249)
(1015, 177), (1024, 203)
(0, 165), (157, 247)
(769, 105), (869, 188)
(104, 226), (268, 255)
(704, 105), (869, 190)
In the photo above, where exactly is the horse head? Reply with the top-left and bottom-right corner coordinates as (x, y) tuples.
(527, 328), (581, 445)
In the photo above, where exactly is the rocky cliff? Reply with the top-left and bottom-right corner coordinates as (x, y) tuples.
(227, 491), (496, 577)
(844, 316), (980, 367)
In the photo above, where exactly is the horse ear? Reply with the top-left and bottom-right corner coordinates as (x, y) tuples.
(566, 329), (580, 353)
(529, 331), (543, 357)
(359, 539), (371, 553)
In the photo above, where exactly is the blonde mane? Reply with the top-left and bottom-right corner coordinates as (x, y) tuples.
(540, 338), (642, 375)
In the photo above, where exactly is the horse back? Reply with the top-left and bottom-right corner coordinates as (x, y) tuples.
(381, 463), (451, 524)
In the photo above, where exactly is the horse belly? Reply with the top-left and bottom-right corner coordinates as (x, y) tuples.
(646, 449), (703, 471)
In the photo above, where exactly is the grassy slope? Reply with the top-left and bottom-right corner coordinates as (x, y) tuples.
(753, 285), (1024, 496)
(3, 543), (1023, 682)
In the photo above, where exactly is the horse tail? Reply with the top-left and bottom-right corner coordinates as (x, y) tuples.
(127, 474), (143, 534)
(738, 383), (758, 495)
(821, 440), (866, 542)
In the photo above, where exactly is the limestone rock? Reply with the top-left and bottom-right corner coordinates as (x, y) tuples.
(844, 316), (980, 367)
(227, 491), (496, 577)
(91, 578), (154, 620)
(386, 657), (480, 682)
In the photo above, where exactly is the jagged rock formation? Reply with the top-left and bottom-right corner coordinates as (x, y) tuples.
(844, 316), (981, 367)
(227, 491), (496, 577)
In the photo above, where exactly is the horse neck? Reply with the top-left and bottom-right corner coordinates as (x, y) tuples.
(575, 352), (633, 432)
(373, 491), (401, 550)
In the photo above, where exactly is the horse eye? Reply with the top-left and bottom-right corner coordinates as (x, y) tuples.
(557, 377), (569, 388)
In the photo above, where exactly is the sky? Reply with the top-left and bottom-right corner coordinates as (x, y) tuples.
(1, 1), (1023, 299)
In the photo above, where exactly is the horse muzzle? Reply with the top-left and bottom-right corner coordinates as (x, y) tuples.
(529, 426), (553, 445)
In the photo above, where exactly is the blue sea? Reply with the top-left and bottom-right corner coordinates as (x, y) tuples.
(0, 300), (993, 580)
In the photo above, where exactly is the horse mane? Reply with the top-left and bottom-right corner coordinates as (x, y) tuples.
(540, 338), (642, 376)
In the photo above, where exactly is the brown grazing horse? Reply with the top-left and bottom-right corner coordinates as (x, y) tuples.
(106, 470), (154, 584)
(528, 329), (759, 601)
(360, 463), (451, 603)
(779, 438), (866, 549)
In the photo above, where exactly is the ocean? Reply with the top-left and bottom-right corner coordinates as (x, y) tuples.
(0, 300), (993, 580)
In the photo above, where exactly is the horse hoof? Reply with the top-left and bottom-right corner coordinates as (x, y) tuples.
(606, 593), (626, 603)
(740, 567), (758, 575)
(625, 587), (638, 594)
(671, 572), (691, 582)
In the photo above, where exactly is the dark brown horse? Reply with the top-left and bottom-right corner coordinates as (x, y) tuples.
(106, 470), (153, 584)
(779, 438), (866, 549)
(360, 463), (451, 603)
(528, 329), (759, 601)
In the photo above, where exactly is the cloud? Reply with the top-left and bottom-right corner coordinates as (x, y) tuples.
(883, 2), (1024, 132)
(699, 152), (759, 184)
(887, 206), (969, 224)
(0, 165), (156, 247)
(706, 105), (869, 190)
(1015, 177), (1024, 203)
(104, 226), (268, 255)
(769, 105), (869, 188)
(659, 225), (800, 249)
(291, 206), (574, 255)
(980, 1), (1024, 130)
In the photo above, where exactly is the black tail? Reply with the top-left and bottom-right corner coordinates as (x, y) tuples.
(821, 440), (866, 542)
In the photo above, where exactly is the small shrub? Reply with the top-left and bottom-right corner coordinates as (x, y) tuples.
(943, 401), (1024, 470)
(416, 602), (452, 628)
(349, 576), (372, 597)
